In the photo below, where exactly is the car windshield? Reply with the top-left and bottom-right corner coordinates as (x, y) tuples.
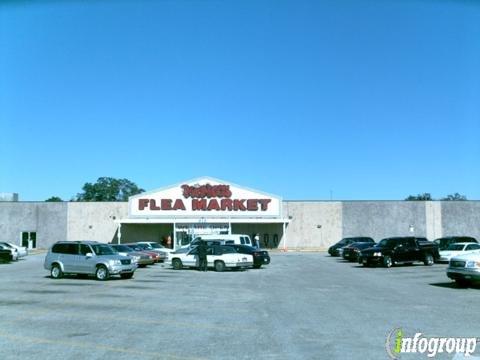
(114, 245), (132, 252)
(377, 239), (396, 248)
(149, 243), (163, 249)
(91, 244), (117, 255)
(135, 243), (151, 250)
(446, 244), (466, 251)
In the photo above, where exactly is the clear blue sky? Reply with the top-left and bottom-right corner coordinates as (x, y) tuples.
(1, 0), (479, 201)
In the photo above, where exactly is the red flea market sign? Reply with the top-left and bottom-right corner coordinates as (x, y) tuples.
(128, 177), (281, 218)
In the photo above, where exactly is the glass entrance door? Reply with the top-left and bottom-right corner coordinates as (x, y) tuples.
(21, 232), (36, 249)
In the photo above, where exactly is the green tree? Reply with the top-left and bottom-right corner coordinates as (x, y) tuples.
(45, 196), (63, 202)
(441, 193), (467, 201)
(76, 177), (144, 201)
(405, 193), (433, 201)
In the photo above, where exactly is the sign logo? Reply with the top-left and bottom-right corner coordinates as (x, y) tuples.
(128, 179), (281, 218)
(385, 328), (478, 358)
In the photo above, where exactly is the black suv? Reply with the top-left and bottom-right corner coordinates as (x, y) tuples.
(359, 237), (439, 268)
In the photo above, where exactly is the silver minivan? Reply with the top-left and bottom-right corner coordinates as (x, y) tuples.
(44, 241), (136, 280)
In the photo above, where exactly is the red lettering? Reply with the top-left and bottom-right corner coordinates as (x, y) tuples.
(207, 199), (220, 210)
(181, 185), (192, 198)
(221, 198), (233, 210)
(192, 199), (207, 210)
(233, 199), (247, 211)
(247, 199), (258, 211)
(161, 199), (172, 210)
(138, 199), (149, 210)
(149, 199), (160, 210)
(173, 199), (186, 210)
(258, 199), (271, 211)
(181, 184), (233, 198)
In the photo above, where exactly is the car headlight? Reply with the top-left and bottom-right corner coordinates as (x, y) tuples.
(373, 252), (382, 257)
(110, 259), (122, 266)
(466, 261), (480, 268)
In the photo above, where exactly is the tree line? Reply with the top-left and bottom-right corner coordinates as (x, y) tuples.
(45, 177), (144, 202)
(45, 178), (469, 202)
(404, 193), (467, 201)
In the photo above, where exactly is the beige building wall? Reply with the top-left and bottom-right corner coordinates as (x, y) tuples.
(282, 201), (343, 249)
(425, 201), (442, 240)
(67, 202), (128, 243)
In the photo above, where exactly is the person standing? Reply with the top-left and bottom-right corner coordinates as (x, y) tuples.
(197, 240), (208, 272)
(253, 234), (260, 249)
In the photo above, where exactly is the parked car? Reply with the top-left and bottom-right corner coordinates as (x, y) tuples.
(110, 244), (155, 267)
(446, 252), (480, 286)
(434, 236), (478, 251)
(169, 244), (253, 272)
(228, 244), (270, 269)
(328, 237), (375, 257)
(438, 243), (480, 263)
(359, 237), (439, 268)
(0, 243), (18, 261)
(342, 242), (376, 262)
(0, 242), (28, 258)
(136, 241), (175, 255)
(44, 241), (136, 280)
(126, 243), (164, 262)
(0, 245), (13, 262)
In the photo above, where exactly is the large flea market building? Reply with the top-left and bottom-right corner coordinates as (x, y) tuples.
(0, 177), (480, 250)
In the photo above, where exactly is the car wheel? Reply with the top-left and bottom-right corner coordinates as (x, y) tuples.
(424, 254), (434, 266)
(172, 258), (182, 270)
(253, 264), (262, 269)
(214, 261), (225, 272)
(455, 279), (470, 287)
(95, 265), (109, 281)
(51, 264), (63, 279)
(383, 256), (393, 268)
(120, 273), (134, 279)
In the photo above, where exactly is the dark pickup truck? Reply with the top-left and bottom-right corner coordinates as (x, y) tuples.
(359, 237), (439, 268)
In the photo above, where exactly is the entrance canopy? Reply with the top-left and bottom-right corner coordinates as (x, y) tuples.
(116, 177), (290, 248)
(125, 176), (284, 220)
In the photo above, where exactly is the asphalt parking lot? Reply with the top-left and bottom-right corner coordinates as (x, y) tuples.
(1, 253), (479, 360)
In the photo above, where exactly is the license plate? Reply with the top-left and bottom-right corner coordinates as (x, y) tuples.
(242, 258), (247, 262)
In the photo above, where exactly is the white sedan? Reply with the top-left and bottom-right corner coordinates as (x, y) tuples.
(438, 242), (480, 263)
(169, 245), (253, 272)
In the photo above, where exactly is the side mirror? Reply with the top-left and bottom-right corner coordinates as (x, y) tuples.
(85, 252), (93, 258)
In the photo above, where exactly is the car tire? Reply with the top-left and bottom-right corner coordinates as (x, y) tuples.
(172, 258), (182, 270)
(95, 265), (109, 281)
(51, 264), (63, 279)
(455, 279), (470, 287)
(214, 261), (225, 272)
(253, 264), (262, 269)
(120, 273), (134, 279)
(383, 256), (393, 268)
(424, 254), (434, 266)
